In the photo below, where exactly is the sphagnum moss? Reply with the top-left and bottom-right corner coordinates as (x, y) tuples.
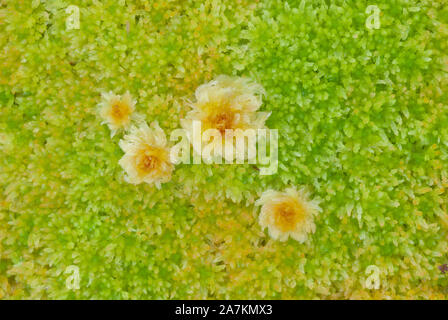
(119, 121), (174, 188)
(180, 75), (269, 162)
(0, 0), (447, 299)
(256, 187), (321, 243)
(99, 91), (139, 137)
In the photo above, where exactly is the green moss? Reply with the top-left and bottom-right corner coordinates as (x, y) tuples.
(0, 0), (447, 299)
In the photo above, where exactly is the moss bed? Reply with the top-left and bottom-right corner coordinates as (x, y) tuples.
(0, 0), (447, 299)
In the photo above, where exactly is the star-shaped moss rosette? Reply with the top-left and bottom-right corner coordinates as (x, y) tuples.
(118, 121), (174, 188)
(181, 75), (270, 162)
(99, 91), (141, 137)
(256, 187), (321, 242)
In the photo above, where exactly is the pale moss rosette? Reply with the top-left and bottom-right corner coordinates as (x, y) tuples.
(118, 121), (174, 188)
(99, 91), (139, 136)
(256, 187), (321, 242)
(181, 75), (270, 161)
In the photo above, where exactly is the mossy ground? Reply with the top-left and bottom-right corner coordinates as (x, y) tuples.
(0, 0), (447, 299)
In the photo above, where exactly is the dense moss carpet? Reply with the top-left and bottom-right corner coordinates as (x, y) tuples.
(0, 0), (447, 299)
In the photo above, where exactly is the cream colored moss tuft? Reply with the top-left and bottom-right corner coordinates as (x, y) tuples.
(118, 121), (174, 188)
(99, 91), (139, 137)
(256, 187), (321, 242)
(181, 75), (270, 160)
